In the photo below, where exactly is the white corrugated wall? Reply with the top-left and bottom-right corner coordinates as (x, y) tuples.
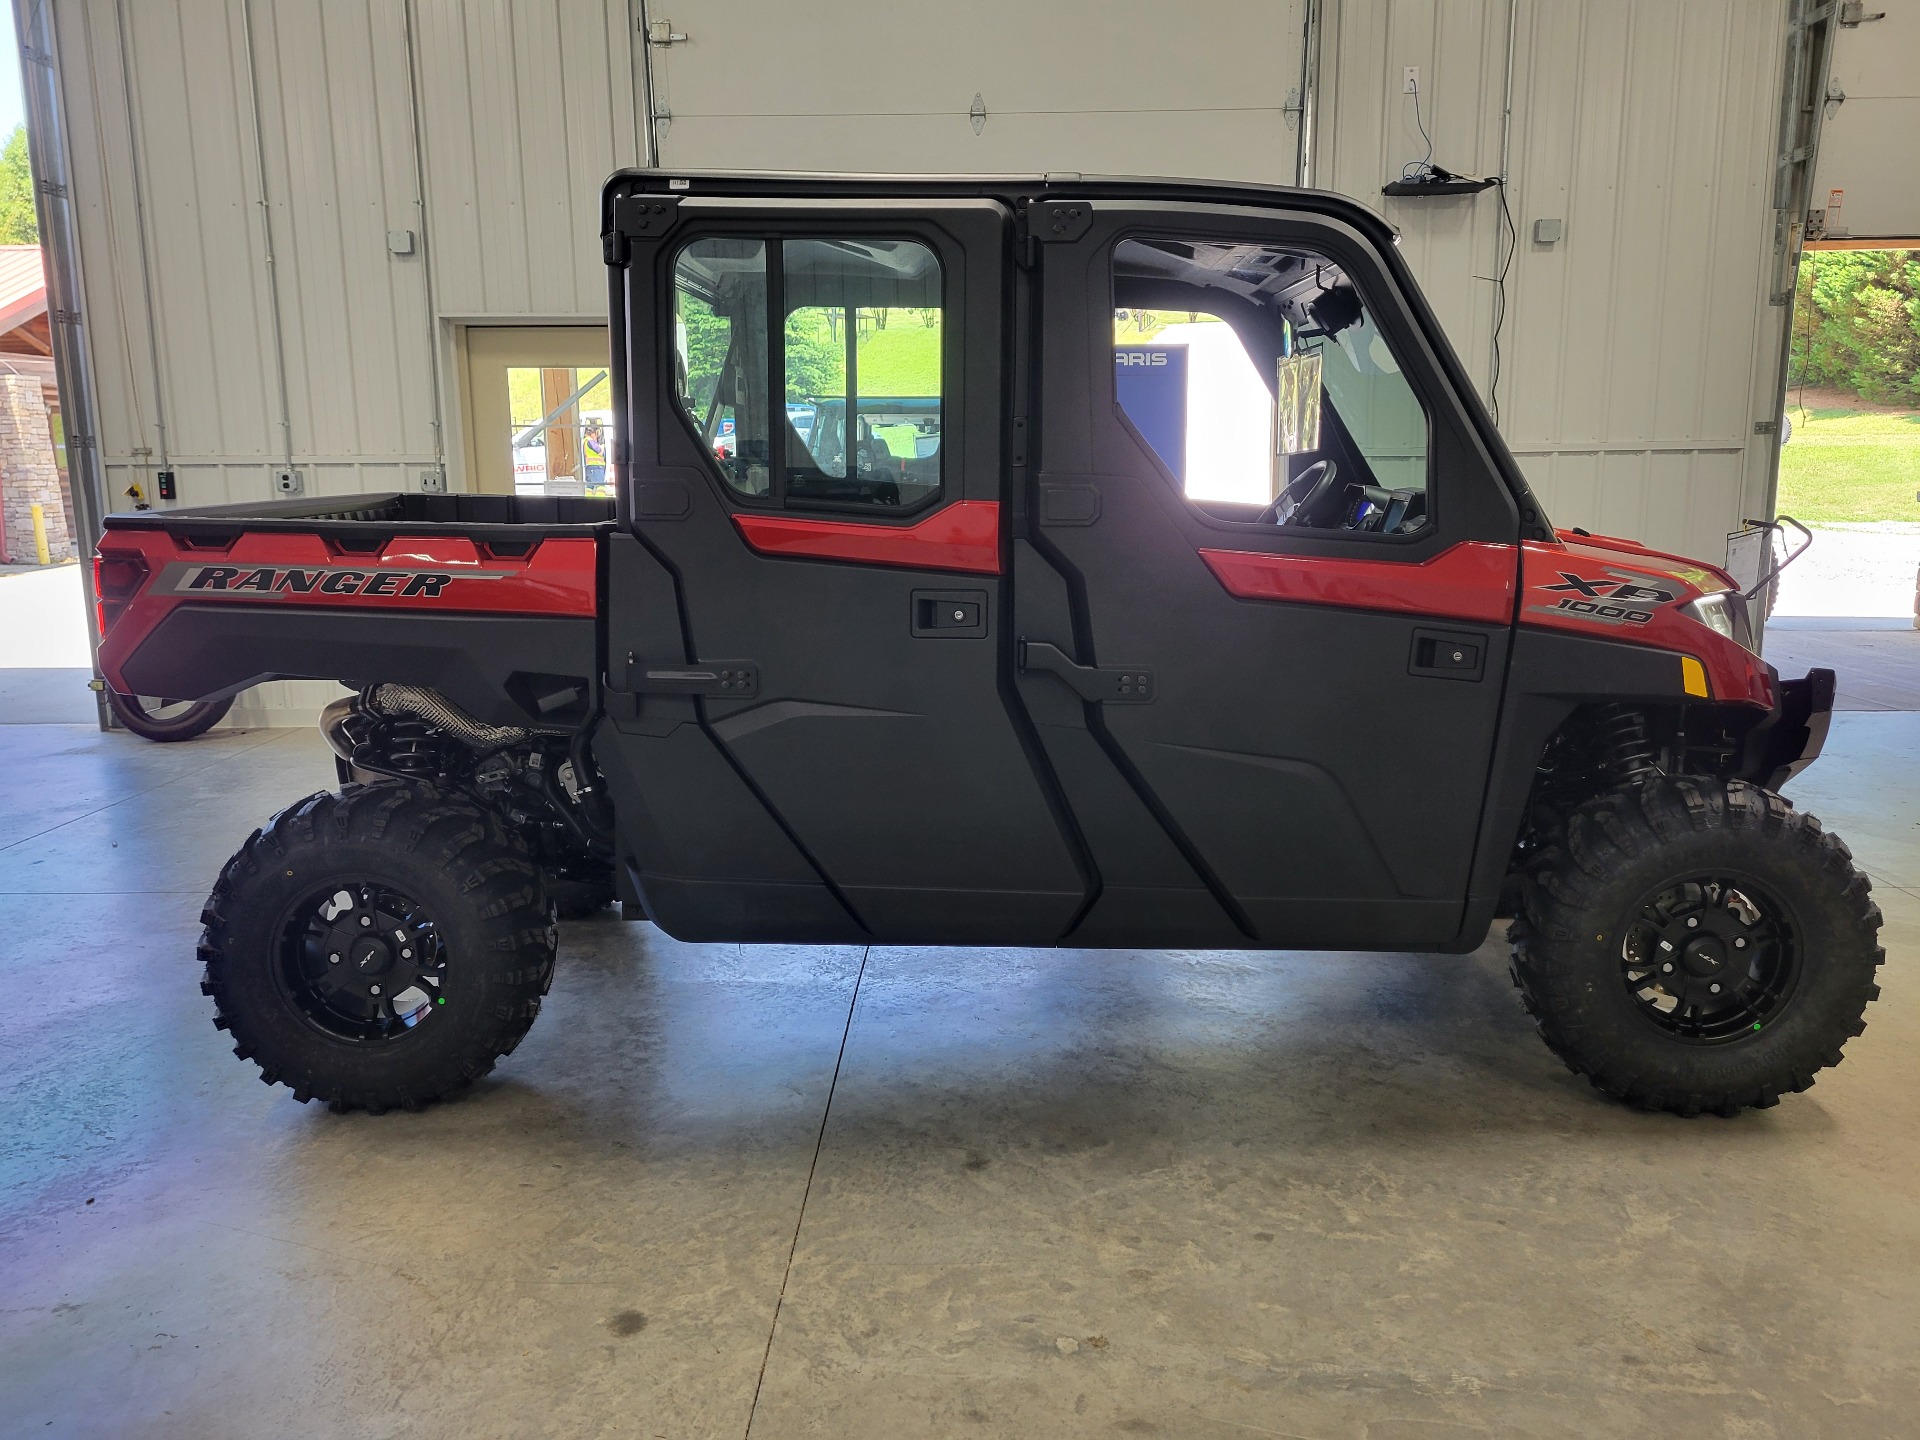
(1320, 0), (1788, 567)
(46, 0), (1798, 721)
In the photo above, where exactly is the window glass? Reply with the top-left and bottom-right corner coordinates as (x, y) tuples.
(1114, 310), (1271, 504)
(674, 239), (771, 496)
(673, 236), (943, 509)
(1113, 237), (1431, 536)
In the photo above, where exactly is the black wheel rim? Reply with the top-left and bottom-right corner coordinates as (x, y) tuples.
(275, 879), (449, 1043)
(1620, 874), (1802, 1044)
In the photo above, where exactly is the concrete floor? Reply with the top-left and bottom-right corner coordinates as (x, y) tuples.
(1, 718), (1917, 1440)
(1764, 617), (1920, 711)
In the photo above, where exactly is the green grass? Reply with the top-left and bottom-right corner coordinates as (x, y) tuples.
(849, 323), (940, 396)
(1778, 404), (1920, 524)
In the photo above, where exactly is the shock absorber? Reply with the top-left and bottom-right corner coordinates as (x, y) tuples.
(1596, 705), (1660, 787)
(376, 716), (449, 777)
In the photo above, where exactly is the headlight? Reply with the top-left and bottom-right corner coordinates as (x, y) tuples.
(1683, 590), (1755, 653)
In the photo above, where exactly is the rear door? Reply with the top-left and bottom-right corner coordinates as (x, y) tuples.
(609, 191), (1085, 943)
(1018, 200), (1523, 948)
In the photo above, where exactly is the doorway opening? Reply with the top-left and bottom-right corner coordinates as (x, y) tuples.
(460, 327), (613, 497)
(1763, 245), (1920, 711)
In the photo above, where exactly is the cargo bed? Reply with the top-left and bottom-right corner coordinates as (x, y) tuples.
(95, 492), (612, 727)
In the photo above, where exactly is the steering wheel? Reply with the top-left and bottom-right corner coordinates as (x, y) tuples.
(1265, 459), (1341, 527)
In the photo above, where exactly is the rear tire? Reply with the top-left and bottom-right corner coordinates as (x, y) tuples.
(198, 780), (556, 1113)
(1510, 777), (1883, 1117)
(107, 688), (235, 741)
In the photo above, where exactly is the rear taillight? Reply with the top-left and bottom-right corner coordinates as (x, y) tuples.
(92, 551), (149, 636)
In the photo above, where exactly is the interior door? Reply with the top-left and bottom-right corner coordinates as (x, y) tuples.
(1019, 202), (1522, 949)
(613, 196), (1086, 944)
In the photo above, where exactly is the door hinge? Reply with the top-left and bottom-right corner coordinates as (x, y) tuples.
(969, 94), (988, 135)
(604, 193), (681, 264)
(1018, 638), (1153, 703)
(1031, 198), (1094, 244)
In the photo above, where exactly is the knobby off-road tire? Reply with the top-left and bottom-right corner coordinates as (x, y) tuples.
(1510, 777), (1883, 1117)
(199, 780), (556, 1113)
(107, 689), (235, 742)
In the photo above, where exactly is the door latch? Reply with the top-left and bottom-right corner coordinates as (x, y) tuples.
(1408, 628), (1486, 682)
(623, 653), (757, 696)
(912, 588), (987, 638)
(1018, 638), (1154, 703)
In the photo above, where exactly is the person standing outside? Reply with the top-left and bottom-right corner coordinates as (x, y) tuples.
(583, 419), (608, 494)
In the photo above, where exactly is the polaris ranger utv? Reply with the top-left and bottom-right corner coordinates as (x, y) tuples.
(91, 173), (1878, 1118)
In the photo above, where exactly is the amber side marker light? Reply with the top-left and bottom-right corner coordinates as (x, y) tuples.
(1680, 655), (1710, 699)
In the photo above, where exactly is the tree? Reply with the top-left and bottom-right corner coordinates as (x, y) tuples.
(0, 125), (37, 245)
(1788, 249), (1920, 406)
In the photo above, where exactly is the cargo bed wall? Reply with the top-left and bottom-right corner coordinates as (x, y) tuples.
(97, 495), (609, 729)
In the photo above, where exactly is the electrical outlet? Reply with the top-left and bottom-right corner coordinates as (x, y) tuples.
(274, 469), (304, 497)
(1404, 66), (1420, 94)
(418, 467), (446, 494)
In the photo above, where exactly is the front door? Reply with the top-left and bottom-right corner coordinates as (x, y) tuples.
(1018, 202), (1522, 948)
(610, 194), (1085, 943)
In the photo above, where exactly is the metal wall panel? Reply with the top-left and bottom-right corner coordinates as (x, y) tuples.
(410, 0), (641, 317)
(1811, 5), (1920, 240)
(1320, 0), (1786, 565)
(247, 1), (438, 476)
(56, 0), (438, 510)
(59, 0), (283, 508)
(649, 0), (1308, 181)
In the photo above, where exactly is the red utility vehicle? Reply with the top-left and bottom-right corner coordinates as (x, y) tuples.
(91, 173), (1876, 1118)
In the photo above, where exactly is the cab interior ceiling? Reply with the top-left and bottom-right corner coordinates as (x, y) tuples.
(1113, 238), (1364, 369)
(674, 237), (942, 310)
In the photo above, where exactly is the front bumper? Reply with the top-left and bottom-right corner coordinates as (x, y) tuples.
(1742, 667), (1836, 790)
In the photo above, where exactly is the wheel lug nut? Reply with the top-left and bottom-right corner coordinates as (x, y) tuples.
(1709, 983), (1720, 994)
(360, 916), (372, 927)
(1687, 918), (1698, 928)
(369, 984), (381, 995)
(401, 949), (412, 959)
(1662, 963), (1674, 972)
(1734, 938), (1746, 949)
(329, 953), (340, 964)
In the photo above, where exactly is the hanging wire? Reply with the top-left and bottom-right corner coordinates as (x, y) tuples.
(1488, 178), (1516, 427)
(1401, 79), (1436, 182)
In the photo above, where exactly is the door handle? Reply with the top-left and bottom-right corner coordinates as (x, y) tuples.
(1018, 638), (1154, 703)
(912, 588), (987, 637)
(1408, 627), (1486, 681)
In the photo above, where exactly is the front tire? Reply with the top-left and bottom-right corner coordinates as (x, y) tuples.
(1510, 778), (1883, 1117)
(198, 780), (556, 1113)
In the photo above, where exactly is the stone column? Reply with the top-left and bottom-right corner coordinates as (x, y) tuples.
(0, 373), (73, 563)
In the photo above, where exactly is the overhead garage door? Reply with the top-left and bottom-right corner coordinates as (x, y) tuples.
(1809, 6), (1920, 242)
(646, 0), (1309, 183)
